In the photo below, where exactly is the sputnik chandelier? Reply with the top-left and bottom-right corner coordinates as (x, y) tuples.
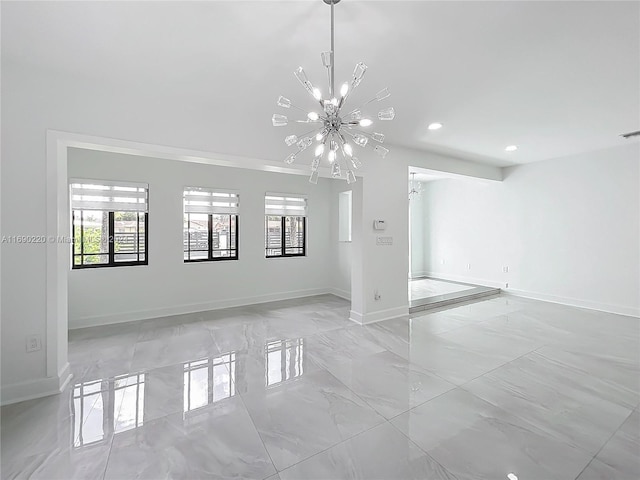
(272, 0), (395, 184)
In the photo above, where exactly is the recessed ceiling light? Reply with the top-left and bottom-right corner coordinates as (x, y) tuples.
(505, 145), (518, 152)
(428, 122), (443, 130)
(507, 474), (518, 480)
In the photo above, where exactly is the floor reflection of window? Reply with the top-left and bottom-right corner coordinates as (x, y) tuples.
(184, 353), (236, 414)
(113, 373), (145, 434)
(72, 372), (146, 449)
(266, 338), (304, 387)
(73, 379), (105, 448)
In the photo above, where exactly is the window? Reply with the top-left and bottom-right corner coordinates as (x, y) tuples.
(183, 187), (239, 262)
(265, 193), (307, 257)
(338, 190), (352, 242)
(71, 180), (148, 268)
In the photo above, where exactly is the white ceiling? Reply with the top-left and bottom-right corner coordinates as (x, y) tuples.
(2, 0), (639, 167)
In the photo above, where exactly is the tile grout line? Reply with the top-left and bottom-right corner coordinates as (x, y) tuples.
(571, 407), (637, 480)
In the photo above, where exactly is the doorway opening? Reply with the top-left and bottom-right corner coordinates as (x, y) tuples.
(407, 167), (500, 313)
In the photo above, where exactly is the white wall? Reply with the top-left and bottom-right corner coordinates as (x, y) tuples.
(423, 143), (640, 316)
(409, 181), (426, 278)
(67, 148), (332, 327)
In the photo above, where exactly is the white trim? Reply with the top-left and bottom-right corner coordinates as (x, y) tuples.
(1, 363), (72, 406)
(505, 289), (640, 318)
(69, 288), (335, 329)
(426, 271), (639, 318)
(423, 271), (504, 289)
(349, 305), (409, 325)
(328, 287), (351, 301)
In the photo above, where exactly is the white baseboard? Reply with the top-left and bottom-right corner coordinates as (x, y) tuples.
(350, 305), (409, 325)
(424, 271), (504, 289)
(506, 289), (640, 318)
(409, 271), (430, 280)
(69, 288), (340, 329)
(328, 287), (351, 301)
(1, 362), (72, 406)
(426, 271), (639, 318)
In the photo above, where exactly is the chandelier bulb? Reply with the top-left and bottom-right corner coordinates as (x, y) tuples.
(307, 112), (320, 121)
(313, 88), (322, 101)
(340, 83), (349, 97)
(315, 144), (325, 157)
(359, 119), (373, 127)
(344, 144), (353, 157)
(328, 150), (336, 163)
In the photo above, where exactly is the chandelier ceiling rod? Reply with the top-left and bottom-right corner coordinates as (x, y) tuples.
(330, 1), (335, 97)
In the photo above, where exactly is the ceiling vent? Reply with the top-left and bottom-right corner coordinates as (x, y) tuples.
(620, 130), (640, 139)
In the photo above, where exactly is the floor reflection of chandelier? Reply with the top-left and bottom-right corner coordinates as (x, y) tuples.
(272, 0), (395, 184)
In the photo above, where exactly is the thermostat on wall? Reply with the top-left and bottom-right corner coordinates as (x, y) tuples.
(373, 220), (386, 230)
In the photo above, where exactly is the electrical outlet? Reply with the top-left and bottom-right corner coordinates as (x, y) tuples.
(374, 290), (381, 301)
(505, 283), (509, 289)
(502, 266), (509, 273)
(26, 335), (42, 353)
(466, 263), (471, 270)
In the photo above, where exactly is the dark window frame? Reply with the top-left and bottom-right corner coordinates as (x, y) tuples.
(265, 215), (306, 258)
(184, 213), (239, 263)
(72, 210), (148, 269)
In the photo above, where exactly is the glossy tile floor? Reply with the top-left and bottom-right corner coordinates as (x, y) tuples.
(410, 277), (475, 300)
(2, 294), (639, 479)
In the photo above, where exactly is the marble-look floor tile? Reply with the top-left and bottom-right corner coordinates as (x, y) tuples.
(104, 396), (276, 480)
(405, 324), (538, 386)
(130, 330), (220, 371)
(535, 344), (640, 409)
(391, 388), (592, 480)
(1, 389), (74, 461)
(364, 317), (413, 359)
(241, 369), (385, 471)
(137, 313), (209, 342)
(464, 351), (634, 454)
(1, 445), (111, 480)
(585, 409), (640, 479)
(279, 422), (458, 480)
(325, 350), (456, 419)
(69, 342), (136, 383)
(304, 326), (386, 371)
